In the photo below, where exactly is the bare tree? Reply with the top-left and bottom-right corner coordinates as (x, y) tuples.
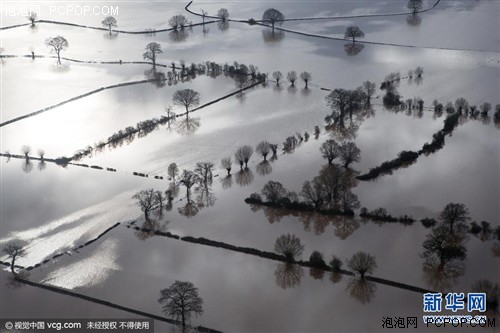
(201, 9), (208, 24)
(217, 8), (229, 21)
(414, 66), (424, 77)
(168, 163), (179, 183)
(407, 0), (423, 14)
(45, 36), (68, 64)
(274, 234), (304, 262)
(133, 189), (158, 220)
(169, 15), (189, 30)
(256, 141), (271, 161)
(344, 26), (365, 44)
(173, 89), (200, 115)
(439, 203), (471, 233)
(454, 98), (469, 115)
(300, 71), (311, 88)
(195, 161), (214, 184)
(220, 157), (232, 176)
(301, 180), (324, 210)
(180, 170), (198, 200)
(348, 251), (377, 278)
(320, 139), (339, 165)
(3, 242), (27, 273)
(362, 81), (376, 106)
(262, 8), (285, 31)
(338, 142), (361, 168)
(287, 71), (297, 86)
(158, 281), (203, 332)
(262, 180), (287, 203)
(234, 145), (254, 170)
(143, 42), (162, 68)
(272, 71), (283, 86)
(101, 16), (117, 34)
(21, 145), (31, 158)
(27, 11), (37, 26)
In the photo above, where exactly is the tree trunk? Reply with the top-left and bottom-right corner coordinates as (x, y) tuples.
(10, 257), (15, 273)
(226, 168), (231, 176)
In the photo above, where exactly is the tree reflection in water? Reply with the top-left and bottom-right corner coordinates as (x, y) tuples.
(5, 271), (30, 289)
(347, 277), (377, 304)
(144, 68), (166, 88)
(218, 21), (229, 31)
(37, 160), (47, 171)
(235, 169), (254, 187)
(22, 159), (33, 174)
(135, 218), (169, 241)
(470, 279), (499, 319)
(274, 262), (303, 289)
(406, 13), (422, 26)
(422, 257), (466, 291)
(333, 216), (360, 240)
(221, 176), (233, 190)
(169, 30), (189, 43)
(344, 43), (365, 56)
(262, 29), (285, 43)
(330, 271), (343, 284)
(256, 161), (272, 176)
(309, 268), (325, 280)
(177, 199), (199, 218)
(175, 116), (200, 136)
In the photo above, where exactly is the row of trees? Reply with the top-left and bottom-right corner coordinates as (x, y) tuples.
(273, 234), (377, 278)
(272, 70), (311, 88)
(325, 81), (376, 126)
(320, 139), (360, 168)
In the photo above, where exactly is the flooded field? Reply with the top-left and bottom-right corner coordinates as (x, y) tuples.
(1, 0), (499, 332)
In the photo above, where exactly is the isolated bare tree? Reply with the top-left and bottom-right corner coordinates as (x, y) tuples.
(348, 251), (377, 278)
(173, 89), (200, 115)
(45, 36), (68, 64)
(221, 157), (232, 176)
(158, 281), (203, 332)
(21, 145), (31, 158)
(143, 42), (162, 68)
(344, 26), (365, 44)
(180, 170), (198, 200)
(272, 71), (283, 86)
(300, 71), (311, 88)
(439, 203), (470, 233)
(27, 11), (37, 26)
(3, 242), (27, 273)
(101, 16), (117, 34)
(217, 8), (229, 21)
(274, 233), (304, 262)
(256, 141), (271, 161)
(133, 189), (158, 220)
(262, 8), (285, 31)
(287, 71), (297, 86)
(168, 163), (179, 183)
(234, 145), (254, 169)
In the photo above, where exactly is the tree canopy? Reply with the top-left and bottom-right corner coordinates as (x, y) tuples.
(158, 281), (203, 331)
(344, 26), (365, 43)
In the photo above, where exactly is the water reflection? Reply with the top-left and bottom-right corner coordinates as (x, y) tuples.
(49, 63), (70, 73)
(347, 277), (377, 304)
(406, 14), (422, 26)
(300, 213), (330, 235)
(274, 262), (303, 289)
(135, 219), (169, 241)
(309, 267), (325, 280)
(103, 32), (118, 40)
(221, 176), (233, 189)
(235, 169), (254, 187)
(175, 116), (200, 136)
(217, 21), (229, 31)
(332, 216), (360, 240)
(22, 158), (33, 174)
(178, 199), (199, 218)
(169, 30), (189, 43)
(144, 68), (166, 88)
(256, 161), (272, 176)
(5, 271), (30, 290)
(37, 160), (47, 171)
(262, 29), (285, 43)
(195, 184), (216, 208)
(330, 271), (343, 284)
(344, 43), (365, 56)
(422, 258), (466, 291)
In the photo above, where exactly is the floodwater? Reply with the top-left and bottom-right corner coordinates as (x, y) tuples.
(1, 0), (499, 332)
